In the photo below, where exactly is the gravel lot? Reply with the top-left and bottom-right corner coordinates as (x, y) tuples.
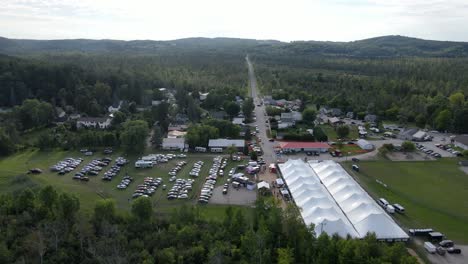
(209, 185), (257, 205)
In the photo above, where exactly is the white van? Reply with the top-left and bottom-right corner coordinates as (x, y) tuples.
(378, 198), (389, 208)
(424, 242), (436, 254)
(386, 204), (395, 214)
(393, 203), (405, 214)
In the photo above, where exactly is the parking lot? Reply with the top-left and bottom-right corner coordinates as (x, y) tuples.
(210, 185), (257, 205)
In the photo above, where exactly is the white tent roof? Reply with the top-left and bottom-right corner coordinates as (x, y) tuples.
(257, 181), (270, 189)
(278, 159), (358, 238)
(308, 160), (408, 240)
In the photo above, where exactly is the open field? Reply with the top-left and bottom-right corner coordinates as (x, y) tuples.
(0, 149), (247, 216)
(343, 158), (468, 243)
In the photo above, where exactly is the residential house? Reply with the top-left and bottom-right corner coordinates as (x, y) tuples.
(279, 112), (295, 129)
(108, 101), (123, 113)
(69, 113), (81, 120)
(291, 111), (303, 122)
(328, 117), (343, 126)
(263, 96), (276, 105)
(330, 108), (342, 117)
(167, 130), (187, 138)
(76, 117), (112, 129)
(397, 128), (418, 141)
(210, 111), (227, 120)
(55, 107), (67, 123)
(168, 123), (188, 132)
(346, 112), (354, 119)
(232, 117), (245, 126)
(162, 138), (187, 151)
(364, 114), (378, 123)
(454, 135), (468, 150)
(199, 92), (209, 101)
(276, 99), (288, 107)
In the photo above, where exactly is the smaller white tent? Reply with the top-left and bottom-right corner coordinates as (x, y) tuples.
(357, 139), (374, 150)
(257, 181), (270, 190)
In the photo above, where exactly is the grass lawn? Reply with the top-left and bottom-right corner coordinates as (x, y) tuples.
(337, 144), (368, 155)
(319, 124), (359, 141)
(0, 149), (248, 217)
(343, 158), (468, 243)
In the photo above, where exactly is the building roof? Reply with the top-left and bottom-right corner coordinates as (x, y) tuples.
(162, 138), (185, 145)
(208, 139), (245, 148)
(412, 130), (426, 139)
(77, 117), (109, 123)
(279, 142), (330, 149)
(257, 181), (270, 189)
(308, 160), (408, 240)
(454, 135), (468, 145)
(329, 117), (341, 124)
(278, 159), (359, 238)
(399, 128), (418, 137)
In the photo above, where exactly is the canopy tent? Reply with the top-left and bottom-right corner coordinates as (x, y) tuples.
(257, 181), (270, 190)
(308, 160), (409, 241)
(278, 159), (358, 238)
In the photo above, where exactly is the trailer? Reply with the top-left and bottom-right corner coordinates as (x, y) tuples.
(424, 242), (436, 254)
(135, 160), (154, 168)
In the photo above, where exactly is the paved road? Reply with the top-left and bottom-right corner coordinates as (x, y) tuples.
(246, 56), (277, 164)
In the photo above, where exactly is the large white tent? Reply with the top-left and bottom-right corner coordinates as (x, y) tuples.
(278, 160), (359, 238)
(308, 160), (409, 241)
(278, 159), (408, 241)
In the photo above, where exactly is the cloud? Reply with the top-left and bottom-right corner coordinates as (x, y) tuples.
(0, 0), (467, 41)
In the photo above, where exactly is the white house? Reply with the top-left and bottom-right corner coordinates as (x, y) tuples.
(162, 138), (187, 151)
(76, 117), (112, 129)
(108, 101), (123, 113)
(357, 139), (374, 150)
(199, 92), (209, 101)
(232, 117), (245, 125)
(292, 111), (303, 121)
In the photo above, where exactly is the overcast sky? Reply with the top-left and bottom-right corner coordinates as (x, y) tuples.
(1, 0), (468, 42)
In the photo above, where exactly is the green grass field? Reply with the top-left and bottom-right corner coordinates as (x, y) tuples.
(0, 149), (247, 217)
(319, 124), (359, 140)
(343, 158), (468, 243)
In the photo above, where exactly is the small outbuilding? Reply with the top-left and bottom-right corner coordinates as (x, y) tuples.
(357, 139), (374, 150)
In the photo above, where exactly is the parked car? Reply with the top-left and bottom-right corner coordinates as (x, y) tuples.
(436, 246), (446, 255)
(351, 158), (360, 162)
(439, 240), (454, 248)
(447, 247), (462, 254)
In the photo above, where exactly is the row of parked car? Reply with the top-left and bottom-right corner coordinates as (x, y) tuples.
(198, 156), (225, 204)
(415, 143), (442, 158)
(377, 198), (405, 214)
(189, 161), (204, 177)
(167, 178), (194, 200)
(50, 157), (83, 175)
(424, 239), (462, 255)
(117, 176), (133, 189)
(168, 161), (188, 182)
(102, 157), (128, 181)
(73, 157), (112, 181)
(133, 177), (164, 199)
(435, 143), (463, 156)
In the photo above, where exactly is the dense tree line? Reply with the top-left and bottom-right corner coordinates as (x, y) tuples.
(254, 56), (468, 132)
(0, 186), (418, 264)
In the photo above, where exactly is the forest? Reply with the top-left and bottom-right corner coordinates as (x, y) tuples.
(0, 186), (418, 264)
(252, 55), (468, 133)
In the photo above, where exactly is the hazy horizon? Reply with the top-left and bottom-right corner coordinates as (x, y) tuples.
(1, 0), (468, 42)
